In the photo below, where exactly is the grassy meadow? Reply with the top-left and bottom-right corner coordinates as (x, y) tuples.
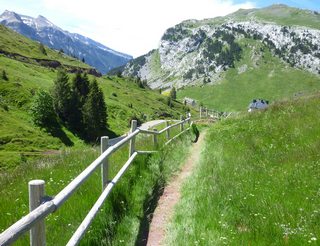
(166, 94), (320, 245)
(0, 122), (193, 245)
(0, 54), (193, 169)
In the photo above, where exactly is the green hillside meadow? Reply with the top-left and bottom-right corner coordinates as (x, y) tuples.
(0, 25), (194, 169)
(167, 94), (320, 245)
(0, 23), (196, 245)
(178, 38), (320, 112)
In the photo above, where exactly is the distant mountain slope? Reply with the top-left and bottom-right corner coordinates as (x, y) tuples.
(0, 24), (103, 76)
(120, 4), (320, 90)
(0, 10), (132, 74)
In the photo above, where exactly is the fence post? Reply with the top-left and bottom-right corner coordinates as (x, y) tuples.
(153, 129), (158, 147)
(29, 180), (46, 246)
(166, 121), (170, 140)
(200, 106), (202, 118)
(206, 108), (208, 117)
(180, 115), (184, 132)
(129, 120), (137, 157)
(101, 136), (109, 190)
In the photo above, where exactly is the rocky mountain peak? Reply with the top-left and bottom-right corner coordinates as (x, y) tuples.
(0, 10), (23, 24)
(34, 15), (56, 29)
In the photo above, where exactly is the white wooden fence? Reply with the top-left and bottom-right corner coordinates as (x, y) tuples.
(199, 106), (220, 119)
(0, 117), (191, 246)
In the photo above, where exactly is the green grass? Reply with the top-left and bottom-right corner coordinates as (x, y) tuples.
(0, 50), (194, 169)
(178, 39), (320, 112)
(166, 94), (320, 245)
(0, 25), (90, 68)
(199, 4), (320, 30)
(253, 5), (320, 30)
(0, 123), (193, 245)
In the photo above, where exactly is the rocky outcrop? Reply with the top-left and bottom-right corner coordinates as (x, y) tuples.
(122, 6), (320, 89)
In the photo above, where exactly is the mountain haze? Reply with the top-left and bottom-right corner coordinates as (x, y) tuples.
(120, 4), (320, 92)
(0, 10), (132, 74)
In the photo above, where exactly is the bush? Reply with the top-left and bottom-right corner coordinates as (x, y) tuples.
(128, 114), (142, 127)
(30, 90), (57, 128)
(2, 70), (8, 81)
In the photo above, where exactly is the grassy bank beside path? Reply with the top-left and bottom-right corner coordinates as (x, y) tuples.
(0, 124), (193, 245)
(166, 94), (320, 245)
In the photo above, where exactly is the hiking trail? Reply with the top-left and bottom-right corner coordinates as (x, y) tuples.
(146, 130), (207, 246)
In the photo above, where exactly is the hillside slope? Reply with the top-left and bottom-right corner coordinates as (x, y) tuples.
(119, 4), (320, 111)
(167, 93), (320, 245)
(122, 4), (320, 89)
(0, 27), (192, 169)
(0, 10), (132, 74)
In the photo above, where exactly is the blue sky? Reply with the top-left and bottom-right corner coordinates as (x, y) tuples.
(0, 0), (318, 57)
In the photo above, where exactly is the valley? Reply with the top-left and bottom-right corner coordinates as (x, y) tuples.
(0, 3), (320, 245)
(0, 25), (191, 169)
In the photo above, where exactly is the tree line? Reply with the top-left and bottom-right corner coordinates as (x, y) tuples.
(31, 70), (107, 142)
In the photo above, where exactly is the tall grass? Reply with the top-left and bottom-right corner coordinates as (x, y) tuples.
(166, 94), (320, 245)
(0, 122), (193, 245)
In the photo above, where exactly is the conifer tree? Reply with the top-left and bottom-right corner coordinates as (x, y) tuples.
(82, 79), (107, 141)
(68, 72), (90, 131)
(170, 87), (177, 100)
(52, 70), (72, 123)
(2, 70), (8, 81)
(72, 72), (90, 106)
(39, 43), (47, 55)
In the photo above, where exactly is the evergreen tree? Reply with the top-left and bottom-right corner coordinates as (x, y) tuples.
(68, 72), (90, 131)
(39, 43), (47, 55)
(30, 90), (56, 128)
(52, 70), (72, 123)
(2, 70), (8, 81)
(82, 79), (107, 141)
(72, 72), (90, 106)
(169, 87), (177, 100)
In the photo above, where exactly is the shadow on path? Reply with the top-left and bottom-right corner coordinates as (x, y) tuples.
(134, 180), (165, 246)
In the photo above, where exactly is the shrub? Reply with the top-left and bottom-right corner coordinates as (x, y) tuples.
(30, 90), (57, 128)
(2, 70), (8, 81)
(39, 43), (47, 55)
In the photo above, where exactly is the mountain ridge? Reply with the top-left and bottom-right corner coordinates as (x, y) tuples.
(119, 4), (320, 90)
(0, 10), (132, 74)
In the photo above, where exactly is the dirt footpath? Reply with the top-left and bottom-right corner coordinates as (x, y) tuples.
(146, 130), (207, 246)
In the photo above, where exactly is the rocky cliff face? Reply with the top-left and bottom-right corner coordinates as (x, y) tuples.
(0, 10), (132, 74)
(121, 5), (320, 89)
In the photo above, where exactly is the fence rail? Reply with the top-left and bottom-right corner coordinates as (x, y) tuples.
(0, 117), (191, 246)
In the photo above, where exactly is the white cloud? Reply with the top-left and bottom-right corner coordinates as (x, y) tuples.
(1, 0), (255, 57)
